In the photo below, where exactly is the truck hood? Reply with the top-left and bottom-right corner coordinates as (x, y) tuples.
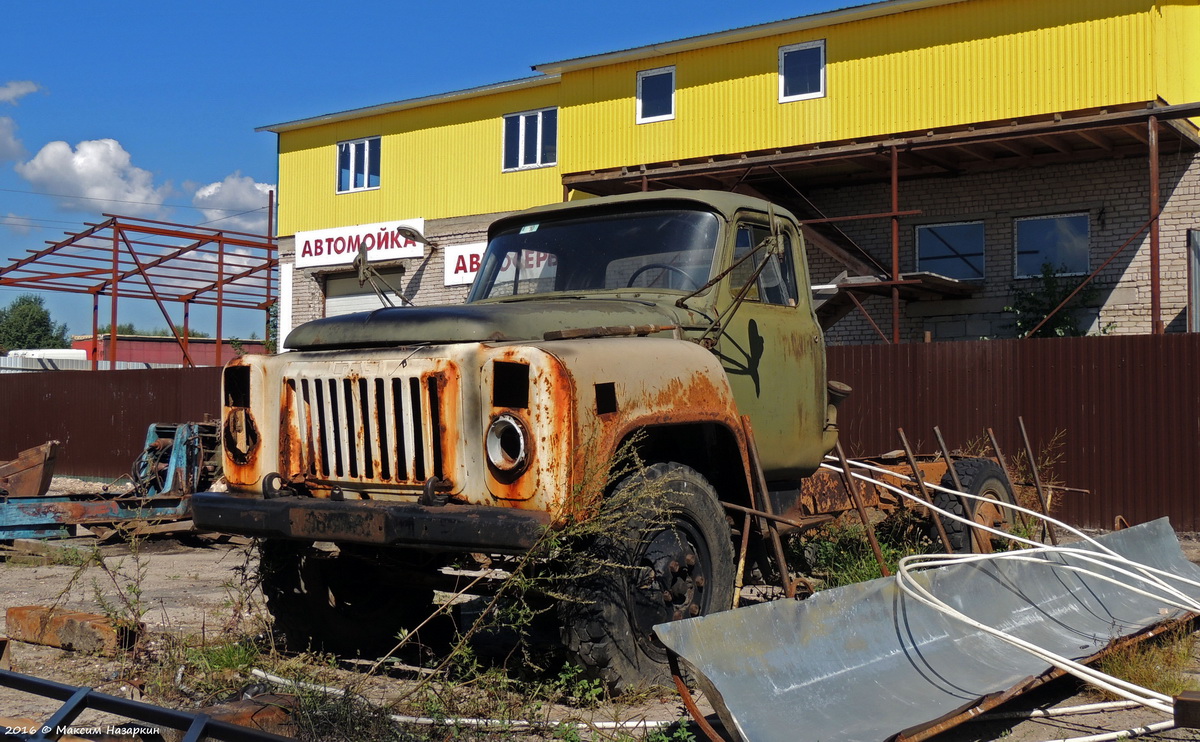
(284, 297), (701, 350)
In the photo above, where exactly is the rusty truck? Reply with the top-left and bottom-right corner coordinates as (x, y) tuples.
(192, 190), (1014, 688)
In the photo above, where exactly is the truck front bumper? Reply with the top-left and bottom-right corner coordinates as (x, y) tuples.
(191, 493), (551, 553)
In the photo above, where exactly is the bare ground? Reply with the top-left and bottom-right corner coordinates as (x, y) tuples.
(3, 484), (1200, 740)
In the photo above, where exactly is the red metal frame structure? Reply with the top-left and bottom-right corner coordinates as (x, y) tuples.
(0, 214), (276, 369)
(565, 100), (1200, 340)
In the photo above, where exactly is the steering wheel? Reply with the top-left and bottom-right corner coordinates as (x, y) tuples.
(625, 263), (700, 289)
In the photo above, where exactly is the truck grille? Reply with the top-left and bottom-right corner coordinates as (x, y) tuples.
(284, 371), (445, 486)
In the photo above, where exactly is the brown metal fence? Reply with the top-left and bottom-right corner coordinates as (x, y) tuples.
(827, 334), (1200, 532)
(1, 336), (1197, 531)
(0, 367), (221, 480)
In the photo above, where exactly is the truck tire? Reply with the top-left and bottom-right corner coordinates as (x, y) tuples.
(931, 458), (1017, 553)
(559, 462), (735, 691)
(259, 540), (436, 656)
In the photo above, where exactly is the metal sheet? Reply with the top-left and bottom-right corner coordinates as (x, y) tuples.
(655, 518), (1200, 742)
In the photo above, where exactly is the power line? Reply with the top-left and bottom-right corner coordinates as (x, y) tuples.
(0, 185), (273, 213)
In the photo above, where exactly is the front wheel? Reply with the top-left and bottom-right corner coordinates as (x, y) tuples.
(559, 462), (735, 691)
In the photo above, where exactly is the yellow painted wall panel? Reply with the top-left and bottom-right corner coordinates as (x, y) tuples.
(277, 86), (563, 236)
(560, 0), (1162, 172)
(277, 0), (1189, 231)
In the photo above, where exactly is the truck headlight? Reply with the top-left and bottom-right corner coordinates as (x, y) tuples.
(486, 414), (530, 474)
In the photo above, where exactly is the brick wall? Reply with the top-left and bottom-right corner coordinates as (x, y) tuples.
(809, 153), (1200, 344)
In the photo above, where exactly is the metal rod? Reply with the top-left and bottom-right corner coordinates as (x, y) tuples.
(934, 426), (976, 551)
(733, 509), (752, 609)
(722, 501), (834, 530)
(668, 653), (726, 742)
(0, 668), (294, 741)
(90, 293), (99, 371)
(119, 232), (195, 367)
(216, 239), (225, 366)
(1023, 212), (1157, 338)
(898, 428), (953, 553)
(987, 427), (1030, 532)
(1018, 416), (1058, 546)
(834, 441), (890, 576)
(1149, 115), (1162, 334)
(891, 145), (901, 344)
(109, 227), (119, 368)
(741, 416), (796, 598)
(846, 289), (892, 343)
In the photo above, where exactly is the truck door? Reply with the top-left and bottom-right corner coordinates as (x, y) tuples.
(717, 219), (827, 480)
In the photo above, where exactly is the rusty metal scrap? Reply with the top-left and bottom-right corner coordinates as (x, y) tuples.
(0, 441), (58, 497)
(656, 518), (1200, 742)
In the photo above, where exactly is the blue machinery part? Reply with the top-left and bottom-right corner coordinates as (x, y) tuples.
(0, 422), (218, 540)
(656, 519), (1200, 742)
(130, 421), (220, 497)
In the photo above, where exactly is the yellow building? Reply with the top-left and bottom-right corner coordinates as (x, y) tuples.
(263, 0), (1200, 342)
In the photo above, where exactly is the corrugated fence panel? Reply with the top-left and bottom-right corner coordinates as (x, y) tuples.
(0, 367), (221, 479)
(828, 335), (1200, 531)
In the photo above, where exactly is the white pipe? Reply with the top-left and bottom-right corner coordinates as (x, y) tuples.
(250, 668), (673, 731)
(972, 700), (1142, 720)
(815, 458), (1200, 735)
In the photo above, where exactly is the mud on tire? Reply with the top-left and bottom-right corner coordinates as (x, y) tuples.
(558, 462), (735, 691)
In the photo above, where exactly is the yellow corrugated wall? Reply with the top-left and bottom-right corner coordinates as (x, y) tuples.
(560, 0), (1163, 169)
(277, 85), (562, 235)
(278, 0), (1194, 234)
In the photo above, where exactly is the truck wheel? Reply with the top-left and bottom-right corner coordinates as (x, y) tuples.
(559, 462), (735, 691)
(259, 540), (436, 656)
(931, 458), (1017, 553)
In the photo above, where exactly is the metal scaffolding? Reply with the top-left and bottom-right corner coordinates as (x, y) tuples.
(0, 208), (277, 369)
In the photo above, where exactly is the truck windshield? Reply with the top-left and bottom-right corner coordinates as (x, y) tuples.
(468, 208), (720, 301)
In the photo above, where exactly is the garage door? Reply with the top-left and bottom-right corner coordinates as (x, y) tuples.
(324, 268), (408, 317)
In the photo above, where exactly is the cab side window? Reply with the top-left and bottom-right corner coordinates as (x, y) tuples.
(731, 224), (798, 306)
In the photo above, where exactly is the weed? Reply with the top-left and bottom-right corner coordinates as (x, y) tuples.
(789, 510), (938, 589)
(1093, 625), (1199, 700)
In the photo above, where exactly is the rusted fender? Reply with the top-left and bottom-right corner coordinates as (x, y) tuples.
(656, 518), (1200, 742)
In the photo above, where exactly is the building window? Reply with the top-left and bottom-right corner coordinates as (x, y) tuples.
(778, 40), (825, 103)
(503, 108), (558, 171)
(637, 66), (675, 124)
(336, 137), (380, 193)
(916, 222), (985, 281)
(1015, 213), (1089, 278)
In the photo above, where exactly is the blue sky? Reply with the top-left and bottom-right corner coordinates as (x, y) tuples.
(0, 0), (845, 339)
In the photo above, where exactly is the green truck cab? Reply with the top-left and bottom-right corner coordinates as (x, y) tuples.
(193, 190), (842, 687)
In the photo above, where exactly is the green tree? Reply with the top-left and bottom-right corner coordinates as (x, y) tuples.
(0, 294), (71, 352)
(1006, 262), (1104, 338)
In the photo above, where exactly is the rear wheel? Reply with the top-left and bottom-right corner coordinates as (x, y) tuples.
(559, 462), (735, 691)
(259, 540), (438, 656)
(931, 458), (1016, 553)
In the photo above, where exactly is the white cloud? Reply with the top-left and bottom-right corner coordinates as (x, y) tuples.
(15, 138), (171, 216)
(0, 81), (39, 105)
(0, 117), (22, 162)
(191, 172), (275, 234)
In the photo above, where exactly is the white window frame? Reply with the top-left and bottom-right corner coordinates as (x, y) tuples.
(778, 40), (826, 103)
(502, 107), (558, 172)
(1014, 212), (1091, 279)
(915, 221), (986, 281)
(335, 136), (380, 194)
(636, 66), (676, 124)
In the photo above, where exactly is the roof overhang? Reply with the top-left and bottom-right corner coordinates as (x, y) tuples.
(532, 0), (965, 74)
(258, 74), (561, 134)
(564, 100), (1200, 196)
